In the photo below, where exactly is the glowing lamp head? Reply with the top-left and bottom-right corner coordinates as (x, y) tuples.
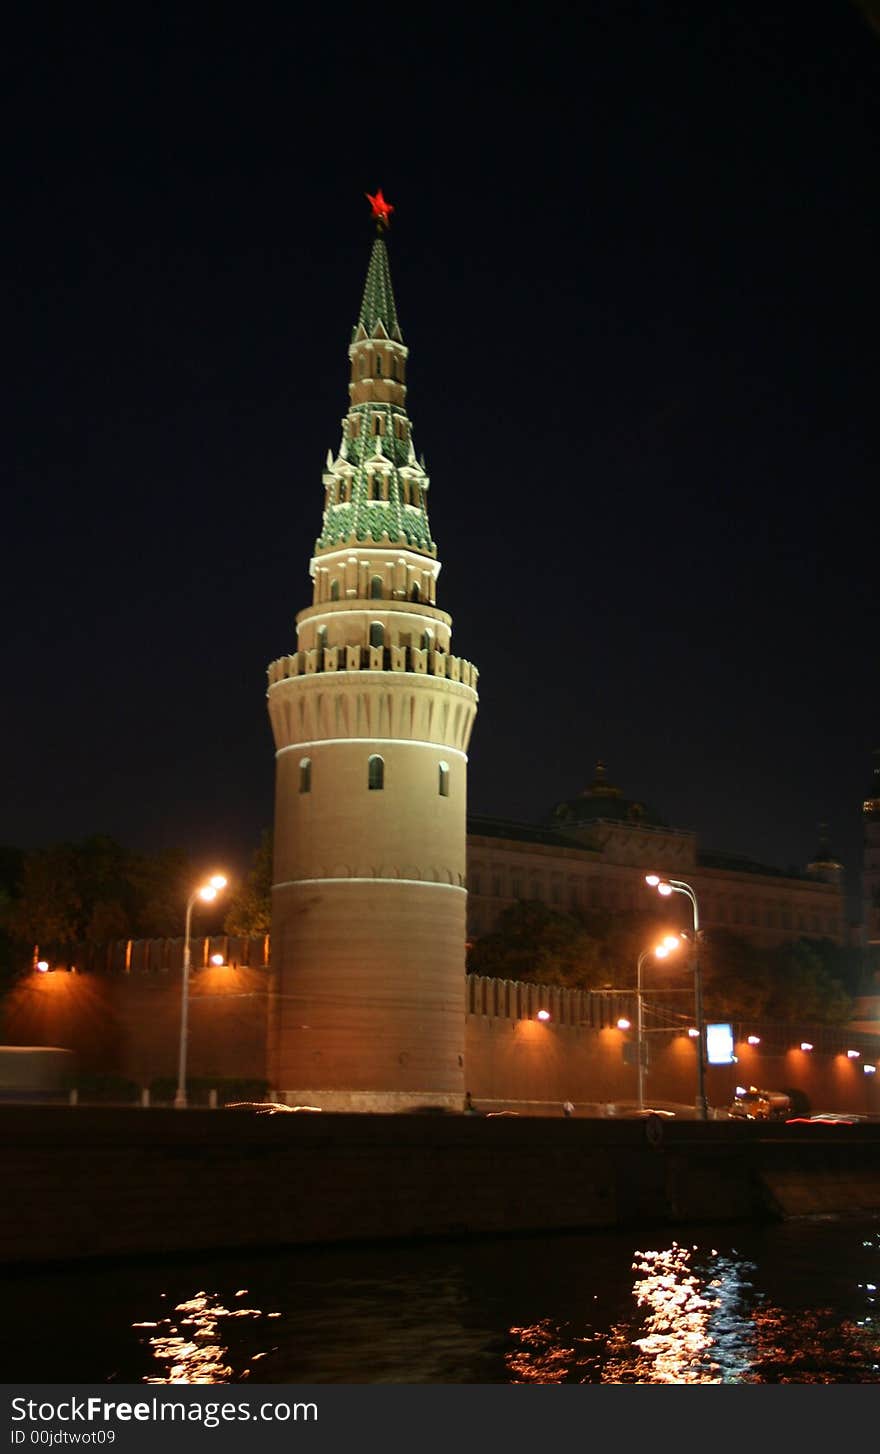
(654, 946), (669, 960)
(645, 874), (661, 887)
(210, 954), (224, 966)
(616, 1017), (631, 1031)
(800, 1042), (813, 1052)
(199, 885), (218, 903)
(847, 1049), (860, 1059)
(36, 960), (49, 973)
(865, 1064), (877, 1075)
(747, 1035), (761, 1046)
(657, 883), (673, 897)
(687, 1027), (699, 1038)
(662, 935), (681, 950)
(536, 1009), (550, 1022)
(209, 874), (227, 890)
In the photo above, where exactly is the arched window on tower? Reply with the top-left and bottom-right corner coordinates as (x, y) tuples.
(368, 755), (384, 791)
(391, 356), (398, 380)
(438, 761), (450, 797)
(316, 626), (327, 652)
(370, 575), (383, 599)
(411, 580), (420, 602)
(421, 628), (434, 652)
(299, 758), (311, 794)
(411, 483), (420, 507)
(359, 357), (366, 377)
(376, 354), (382, 376)
(330, 579), (340, 601)
(373, 415), (381, 435)
(369, 622), (384, 648)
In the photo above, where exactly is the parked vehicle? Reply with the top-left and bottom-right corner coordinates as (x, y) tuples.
(727, 1086), (791, 1121)
(0, 1046), (75, 1101)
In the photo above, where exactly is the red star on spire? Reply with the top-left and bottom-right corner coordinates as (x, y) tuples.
(365, 189), (394, 230)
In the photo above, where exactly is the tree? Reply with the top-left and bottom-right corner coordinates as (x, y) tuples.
(700, 929), (853, 1026)
(1, 837), (194, 974)
(467, 899), (686, 990)
(469, 900), (613, 988)
(224, 830), (272, 936)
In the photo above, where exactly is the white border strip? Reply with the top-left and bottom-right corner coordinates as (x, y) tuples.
(273, 877), (466, 892)
(277, 739), (467, 758)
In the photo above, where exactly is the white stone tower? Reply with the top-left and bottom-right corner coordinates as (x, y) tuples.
(266, 196), (479, 1110)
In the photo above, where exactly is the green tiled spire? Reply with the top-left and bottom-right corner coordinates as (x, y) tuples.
(354, 237), (403, 342)
(316, 229), (436, 558)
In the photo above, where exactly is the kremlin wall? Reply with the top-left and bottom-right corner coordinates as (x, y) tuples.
(3, 939), (879, 1118)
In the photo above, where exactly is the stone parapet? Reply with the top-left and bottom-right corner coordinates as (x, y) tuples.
(267, 646), (478, 690)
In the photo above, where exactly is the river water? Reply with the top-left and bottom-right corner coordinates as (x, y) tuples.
(3, 1217), (879, 1385)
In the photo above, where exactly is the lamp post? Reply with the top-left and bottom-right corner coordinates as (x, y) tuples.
(645, 875), (708, 1121)
(175, 874), (227, 1108)
(636, 935), (683, 1110)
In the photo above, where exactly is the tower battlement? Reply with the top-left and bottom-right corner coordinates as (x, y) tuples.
(267, 646), (479, 689)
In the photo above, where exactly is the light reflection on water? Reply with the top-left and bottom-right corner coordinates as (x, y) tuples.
(133, 1289), (282, 1384)
(3, 1219), (878, 1384)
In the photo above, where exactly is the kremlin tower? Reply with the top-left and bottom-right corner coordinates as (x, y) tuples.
(266, 196), (479, 1109)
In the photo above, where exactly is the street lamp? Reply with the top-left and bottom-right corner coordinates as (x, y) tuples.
(175, 874), (227, 1108)
(636, 935), (683, 1111)
(645, 875), (708, 1120)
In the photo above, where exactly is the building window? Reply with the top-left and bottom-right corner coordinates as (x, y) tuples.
(421, 628), (433, 651)
(299, 758), (311, 794)
(370, 575), (383, 599)
(330, 579), (340, 601)
(411, 581), (420, 601)
(373, 415), (382, 435)
(368, 755), (384, 791)
(391, 356), (398, 380)
(369, 622), (384, 648)
(316, 626), (327, 651)
(376, 353), (382, 376)
(438, 761), (449, 797)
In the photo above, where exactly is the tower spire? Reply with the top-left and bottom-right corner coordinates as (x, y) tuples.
(317, 198), (434, 557)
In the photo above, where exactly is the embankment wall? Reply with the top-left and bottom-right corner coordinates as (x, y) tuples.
(2, 1107), (880, 1266)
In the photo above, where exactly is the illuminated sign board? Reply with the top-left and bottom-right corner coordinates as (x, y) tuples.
(706, 1022), (735, 1065)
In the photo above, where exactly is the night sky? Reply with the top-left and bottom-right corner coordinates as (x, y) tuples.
(5, 5), (878, 916)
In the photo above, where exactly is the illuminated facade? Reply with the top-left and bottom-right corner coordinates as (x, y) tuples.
(266, 221), (479, 1109)
(863, 747), (880, 947)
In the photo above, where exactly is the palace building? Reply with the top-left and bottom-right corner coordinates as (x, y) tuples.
(466, 761), (848, 950)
